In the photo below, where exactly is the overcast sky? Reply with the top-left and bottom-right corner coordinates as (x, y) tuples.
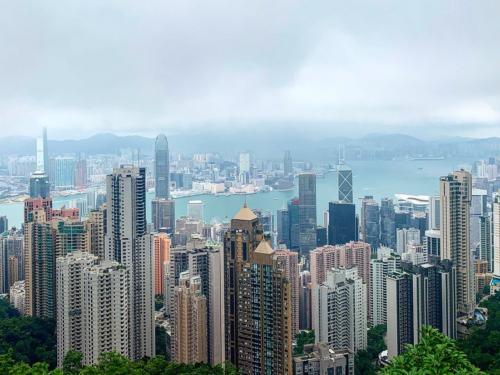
(1, 1), (500, 139)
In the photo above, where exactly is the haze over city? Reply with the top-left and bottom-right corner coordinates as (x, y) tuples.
(1, 1), (500, 138)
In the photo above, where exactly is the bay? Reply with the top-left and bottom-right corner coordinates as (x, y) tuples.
(0, 158), (471, 229)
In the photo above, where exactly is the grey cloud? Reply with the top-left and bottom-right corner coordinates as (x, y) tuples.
(0, 0), (499, 138)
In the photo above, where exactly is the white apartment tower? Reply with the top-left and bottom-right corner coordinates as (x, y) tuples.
(312, 267), (367, 353)
(370, 252), (401, 326)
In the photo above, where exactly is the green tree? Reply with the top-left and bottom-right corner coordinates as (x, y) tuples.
(382, 326), (483, 374)
(293, 330), (315, 356)
(62, 351), (83, 375)
(354, 324), (386, 375)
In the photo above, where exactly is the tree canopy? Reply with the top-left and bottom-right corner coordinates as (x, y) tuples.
(382, 326), (483, 375)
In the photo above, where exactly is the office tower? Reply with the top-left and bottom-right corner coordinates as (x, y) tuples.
(30, 171), (50, 199)
(275, 248), (300, 335)
(277, 208), (290, 247)
(172, 272), (207, 364)
(49, 156), (76, 189)
(410, 212), (427, 238)
(429, 196), (441, 230)
(187, 200), (204, 221)
(35, 127), (49, 173)
(82, 260), (130, 365)
(328, 202), (356, 245)
(155, 134), (170, 199)
(56, 251), (99, 367)
(371, 252), (401, 326)
(425, 229), (441, 263)
(283, 150), (293, 177)
(224, 204), (263, 367)
(396, 228), (421, 254)
(105, 166), (154, 360)
(154, 233), (170, 296)
(239, 152), (251, 183)
(293, 343), (353, 375)
(151, 198), (175, 234)
(395, 209), (412, 230)
(316, 226), (327, 246)
(298, 173), (317, 255)
(338, 164), (353, 204)
(237, 241), (293, 374)
(9, 280), (25, 314)
(440, 170), (474, 315)
(380, 198), (396, 249)
(85, 207), (107, 259)
(312, 268), (367, 353)
(286, 198), (301, 251)
(470, 189), (488, 253)
(479, 215), (493, 272)
(360, 196), (380, 252)
(299, 270), (312, 330)
(387, 261), (457, 359)
(0, 216), (8, 233)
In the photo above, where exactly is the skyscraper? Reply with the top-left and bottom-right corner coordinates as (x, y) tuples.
(312, 268), (367, 353)
(274, 248), (300, 335)
(440, 170), (474, 315)
(491, 195), (500, 291)
(479, 215), (492, 273)
(105, 166), (154, 360)
(172, 271), (208, 364)
(151, 198), (175, 234)
(36, 127), (49, 174)
(283, 150), (293, 177)
(396, 228), (421, 254)
(360, 196), (380, 253)
(85, 207), (107, 259)
(299, 173), (317, 255)
(338, 164), (353, 204)
(237, 240), (293, 374)
(224, 204), (263, 367)
(380, 198), (396, 249)
(187, 200), (204, 221)
(155, 134), (169, 199)
(239, 152), (251, 183)
(328, 201), (356, 245)
(154, 233), (170, 296)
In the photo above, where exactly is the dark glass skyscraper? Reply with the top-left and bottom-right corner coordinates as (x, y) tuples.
(380, 198), (396, 249)
(328, 202), (356, 245)
(154, 134), (169, 199)
(361, 196), (380, 252)
(283, 150), (293, 177)
(29, 171), (50, 199)
(298, 173), (317, 255)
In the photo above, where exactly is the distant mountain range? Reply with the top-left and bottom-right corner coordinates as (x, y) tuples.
(1, 132), (499, 161)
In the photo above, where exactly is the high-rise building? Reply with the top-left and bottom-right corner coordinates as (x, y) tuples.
(470, 189), (487, 253)
(479, 215), (493, 273)
(429, 196), (441, 230)
(396, 228), (421, 254)
(380, 198), (396, 249)
(277, 208), (290, 247)
(155, 134), (170, 199)
(154, 233), (170, 296)
(56, 251), (99, 367)
(237, 240), (293, 374)
(74, 158), (87, 188)
(278, 198), (301, 251)
(283, 150), (293, 177)
(338, 165), (353, 204)
(298, 173), (317, 255)
(328, 202), (356, 245)
(49, 156), (76, 190)
(312, 268), (367, 353)
(492, 195), (500, 291)
(187, 200), (204, 221)
(440, 170), (474, 315)
(370, 251), (401, 326)
(81, 260), (130, 366)
(387, 261), (457, 359)
(151, 198), (175, 234)
(293, 343), (353, 375)
(105, 166), (154, 360)
(360, 196), (380, 253)
(239, 152), (251, 183)
(299, 270), (312, 330)
(0, 216), (8, 234)
(274, 248), (300, 335)
(171, 271), (207, 364)
(224, 204), (263, 367)
(36, 127), (49, 174)
(0, 230), (23, 293)
(425, 229), (441, 263)
(85, 207), (107, 259)
(9, 280), (25, 314)
(29, 171), (50, 199)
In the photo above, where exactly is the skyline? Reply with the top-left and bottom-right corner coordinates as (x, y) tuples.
(1, 1), (500, 138)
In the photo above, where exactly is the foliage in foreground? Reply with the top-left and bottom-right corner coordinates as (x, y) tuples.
(354, 324), (386, 375)
(0, 351), (237, 375)
(293, 330), (315, 356)
(381, 326), (483, 375)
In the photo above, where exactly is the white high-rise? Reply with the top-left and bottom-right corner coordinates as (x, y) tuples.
(396, 228), (421, 254)
(187, 200), (204, 221)
(491, 194), (500, 292)
(312, 267), (367, 353)
(371, 252), (400, 326)
(105, 166), (155, 360)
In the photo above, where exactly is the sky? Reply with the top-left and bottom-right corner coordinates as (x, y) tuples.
(1, 0), (500, 139)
